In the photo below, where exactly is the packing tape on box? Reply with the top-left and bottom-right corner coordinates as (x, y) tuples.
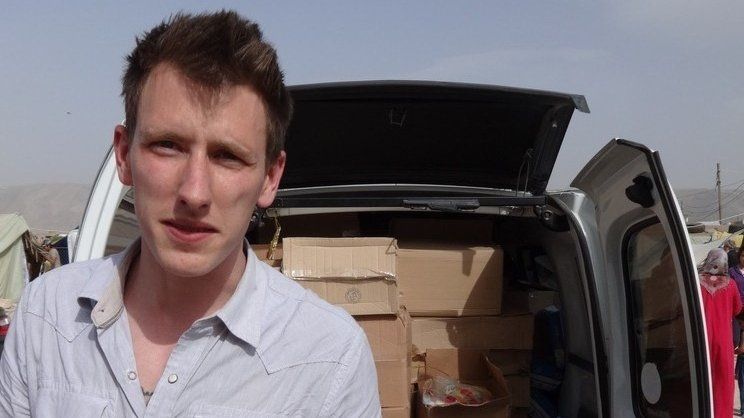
(287, 268), (396, 282)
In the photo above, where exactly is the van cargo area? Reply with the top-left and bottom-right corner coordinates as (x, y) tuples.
(253, 209), (598, 417)
(101, 196), (601, 417)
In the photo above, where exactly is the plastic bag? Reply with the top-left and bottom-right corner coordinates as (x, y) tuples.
(421, 376), (493, 407)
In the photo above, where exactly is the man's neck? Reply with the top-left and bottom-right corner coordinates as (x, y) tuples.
(123, 242), (247, 330)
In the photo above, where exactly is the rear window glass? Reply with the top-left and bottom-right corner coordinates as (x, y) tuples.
(624, 220), (693, 416)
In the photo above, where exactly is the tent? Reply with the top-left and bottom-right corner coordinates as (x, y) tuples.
(0, 214), (30, 300)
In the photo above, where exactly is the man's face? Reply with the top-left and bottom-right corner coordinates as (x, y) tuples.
(113, 63), (285, 278)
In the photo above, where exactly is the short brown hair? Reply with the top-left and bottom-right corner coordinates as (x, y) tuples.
(122, 10), (292, 162)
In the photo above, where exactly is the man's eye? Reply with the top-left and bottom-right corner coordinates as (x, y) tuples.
(149, 140), (181, 155)
(154, 141), (177, 150)
(214, 151), (241, 162)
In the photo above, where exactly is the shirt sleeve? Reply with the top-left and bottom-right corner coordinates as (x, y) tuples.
(0, 289), (31, 416)
(734, 281), (743, 317)
(320, 328), (381, 418)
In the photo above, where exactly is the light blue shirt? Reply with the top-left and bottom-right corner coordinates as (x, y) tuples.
(0, 240), (381, 417)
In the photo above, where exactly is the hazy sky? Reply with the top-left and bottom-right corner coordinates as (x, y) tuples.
(1, 1), (743, 190)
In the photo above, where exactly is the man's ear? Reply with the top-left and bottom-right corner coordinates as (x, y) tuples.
(257, 150), (286, 208)
(113, 125), (134, 186)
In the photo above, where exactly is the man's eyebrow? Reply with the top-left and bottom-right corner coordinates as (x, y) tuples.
(210, 138), (258, 160)
(137, 128), (191, 143)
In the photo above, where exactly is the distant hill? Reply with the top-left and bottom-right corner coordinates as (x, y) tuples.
(0, 184), (741, 234)
(0, 183), (91, 233)
(676, 188), (744, 223)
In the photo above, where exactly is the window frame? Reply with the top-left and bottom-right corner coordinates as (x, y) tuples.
(622, 216), (693, 417)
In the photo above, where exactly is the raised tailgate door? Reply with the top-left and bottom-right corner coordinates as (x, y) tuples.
(572, 139), (709, 417)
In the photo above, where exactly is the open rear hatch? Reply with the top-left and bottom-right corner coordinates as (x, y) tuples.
(277, 81), (589, 207)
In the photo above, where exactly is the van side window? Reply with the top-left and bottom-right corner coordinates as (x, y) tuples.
(624, 220), (692, 416)
(105, 194), (139, 256)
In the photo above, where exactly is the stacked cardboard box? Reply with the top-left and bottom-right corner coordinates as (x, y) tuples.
(417, 349), (511, 418)
(255, 222), (536, 417)
(281, 237), (412, 415)
(357, 313), (412, 418)
(252, 243), (282, 269)
(282, 237), (398, 315)
(396, 239), (534, 414)
(257, 212), (361, 242)
(390, 218), (493, 244)
(410, 316), (533, 409)
(397, 244), (503, 317)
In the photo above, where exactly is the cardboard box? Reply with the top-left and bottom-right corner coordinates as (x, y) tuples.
(357, 313), (411, 408)
(391, 218), (493, 244)
(415, 350), (529, 411)
(397, 244), (503, 316)
(411, 354), (425, 384)
(258, 213), (361, 242)
(251, 243), (282, 268)
(382, 407), (410, 418)
(411, 315), (534, 354)
(505, 375), (530, 408)
(417, 349), (511, 418)
(283, 237), (398, 315)
(375, 360), (409, 409)
(487, 350), (531, 376)
(502, 290), (559, 315)
(412, 350), (531, 385)
(511, 408), (529, 418)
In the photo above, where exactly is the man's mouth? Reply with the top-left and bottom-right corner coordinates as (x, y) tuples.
(162, 219), (218, 243)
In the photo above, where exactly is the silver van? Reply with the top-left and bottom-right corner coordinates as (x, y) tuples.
(73, 81), (710, 416)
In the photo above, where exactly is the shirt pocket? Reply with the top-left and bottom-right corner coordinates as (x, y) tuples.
(190, 404), (297, 418)
(34, 387), (112, 418)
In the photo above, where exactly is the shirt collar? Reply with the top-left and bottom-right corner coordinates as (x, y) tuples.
(77, 238), (141, 328)
(76, 238), (266, 348)
(214, 243), (266, 348)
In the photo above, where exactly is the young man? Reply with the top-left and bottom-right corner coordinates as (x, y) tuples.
(0, 11), (380, 417)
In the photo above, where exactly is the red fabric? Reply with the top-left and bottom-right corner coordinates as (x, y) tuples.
(702, 279), (742, 418)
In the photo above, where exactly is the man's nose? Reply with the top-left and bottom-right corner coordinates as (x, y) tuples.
(177, 153), (212, 211)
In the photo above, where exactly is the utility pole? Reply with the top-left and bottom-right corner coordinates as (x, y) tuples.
(717, 162), (722, 224)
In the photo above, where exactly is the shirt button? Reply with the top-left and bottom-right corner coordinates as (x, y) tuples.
(168, 374), (178, 384)
(127, 371), (137, 380)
